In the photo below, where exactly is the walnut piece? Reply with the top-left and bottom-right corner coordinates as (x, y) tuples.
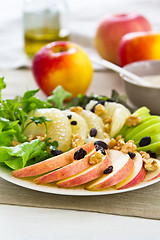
(28, 134), (46, 142)
(104, 123), (110, 133)
(126, 113), (142, 127)
(140, 151), (150, 160)
(103, 116), (112, 124)
(70, 106), (83, 114)
(94, 104), (106, 116)
(108, 138), (117, 149)
(11, 140), (21, 146)
(144, 158), (159, 172)
(121, 140), (137, 154)
(89, 150), (104, 165)
(72, 134), (84, 148)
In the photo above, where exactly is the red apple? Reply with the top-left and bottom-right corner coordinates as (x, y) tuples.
(34, 149), (96, 184)
(86, 150), (134, 190)
(32, 41), (93, 97)
(57, 152), (111, 188)
(144, 159), (160, 181)
(118, 31), (160, 66)
(116, 152), (146, 190)
(95, 13), (151, 65)
(12, 142), (94, 178)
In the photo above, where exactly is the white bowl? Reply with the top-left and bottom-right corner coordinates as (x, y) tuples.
(122, 60), (160, 115)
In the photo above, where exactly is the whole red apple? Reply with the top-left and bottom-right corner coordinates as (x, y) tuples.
(32, 41), (93, 96)
(118, 31), (160, 66)
(95, 13), (151, 65)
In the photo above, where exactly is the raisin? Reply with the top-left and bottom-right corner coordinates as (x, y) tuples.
(106, 99), (114, 102)
(74, 148), (87, 160)
(146, 151), (157, 159)
(94, 144), (106, 155)
(90, 100), (105, 113)
(90, 128), (97, 137)
(104, 165), (113, 174)
(71, 120), (77, 125)
(139, 136), (151, 147)
(94, 140), (108, 150)
(128, 152), (136, 159)
(67, 115), (72, 120)
(51, 149), (63, 156)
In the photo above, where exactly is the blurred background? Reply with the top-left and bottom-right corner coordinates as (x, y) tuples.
(0, 0), (160, 69)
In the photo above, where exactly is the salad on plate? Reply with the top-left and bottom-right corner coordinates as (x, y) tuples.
(0, 76), (160, 193)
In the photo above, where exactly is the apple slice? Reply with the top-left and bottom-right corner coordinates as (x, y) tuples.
(116, 152), (146, 190)
(57, 153), (111, 188)
(86, 150), (134, 190)
(12, 142), (94, 178)
(125, 117), (160, 141)
(144, 159), (160, 181)
(34, 149), (96, 184)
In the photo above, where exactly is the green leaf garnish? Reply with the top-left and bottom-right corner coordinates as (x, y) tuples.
(0, 76), (6, 101)
(47, 86), (72, 109)
(0, 139), (46, 170)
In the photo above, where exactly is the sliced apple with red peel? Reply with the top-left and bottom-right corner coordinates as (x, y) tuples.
(57, 153), (111, 188)
(86, 150), (134, 190)
(12, 142), (94, 178)
(116, 152), (146, 190)
(144, 160), (160, 182)
(34, 149), (96, 184)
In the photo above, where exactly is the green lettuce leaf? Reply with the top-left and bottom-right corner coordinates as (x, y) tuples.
(47, 86), (72, 109)
(0, 139), (46, 170)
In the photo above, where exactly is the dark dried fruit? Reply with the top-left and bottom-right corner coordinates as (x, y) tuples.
(74, 148), (87, 160)
(104, 165), (113, 174)
(90, 100), (105, 113)
(71, 120), (77, 125)
(106, 99), (114, 102)
(94, 140), (108, 150)
(139, 136), (151, 147)
(67, 114), (72, 120)
(128, 152), (136, 159)
(90, 128), (97, 137)
(146, 151), (157, 159)
(51, 149), (63, 156)
(94, 144), (106, 155)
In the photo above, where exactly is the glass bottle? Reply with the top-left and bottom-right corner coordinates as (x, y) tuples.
(23, 0), (70, 57)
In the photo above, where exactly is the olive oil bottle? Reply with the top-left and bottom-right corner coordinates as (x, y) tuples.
(23, 0), (70, 57)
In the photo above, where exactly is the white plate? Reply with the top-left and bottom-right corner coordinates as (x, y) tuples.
(1, 164), (160, 196)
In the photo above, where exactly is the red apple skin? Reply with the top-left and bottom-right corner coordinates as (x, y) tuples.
(86, 155), (134, 191)
(12, 143), (94, 178)
(95, 13), (151, 65)
(57, 153), (112, 188)
(117, 166), (146, 190)
(118, 32), (160, 66)
(32, 41), (93, 97)
(34, 149), (96, 184)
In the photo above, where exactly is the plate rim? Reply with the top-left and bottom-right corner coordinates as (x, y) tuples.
(0, 165), (160, 196)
